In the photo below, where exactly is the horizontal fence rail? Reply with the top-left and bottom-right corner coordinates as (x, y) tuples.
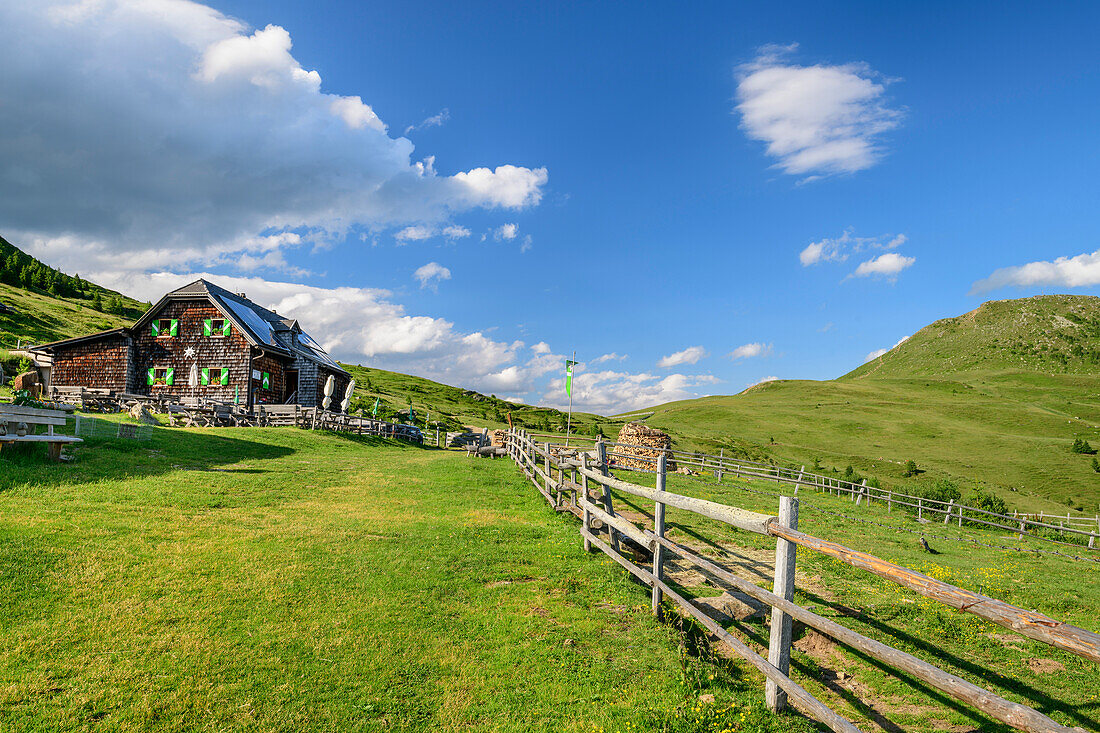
(547, 439), (1100, 549)
(502, 429), (1095, 733)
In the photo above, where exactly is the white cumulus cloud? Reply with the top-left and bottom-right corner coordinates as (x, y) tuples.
(970, 249), (1100, 294)
(414, 262), (451, 290)
(853, 252), (915, 279)
(736, 44), (902, 178)
(0, 1), (548, 272)
(745, 376), (779, 389)
(730, 342), (772, 360)
(442, 225), (471, 240)
(800, 230), (906, 267)
(494, 223), (519, 241)
(542, 371), (721, 415)
(657, 346), (707, 368)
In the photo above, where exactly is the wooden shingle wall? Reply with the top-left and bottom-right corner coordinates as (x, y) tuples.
(51, 334), (131, 391)
(131, 300), (252, 403)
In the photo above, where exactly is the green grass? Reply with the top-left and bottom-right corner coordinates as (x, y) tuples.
(0, 421), (816, 732)
(636, 372), (1100, 514)
(602, 467), (1100, 732)
(1, 417), (1097, 731)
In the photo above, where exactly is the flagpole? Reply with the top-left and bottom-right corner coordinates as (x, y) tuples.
(565, 350), (574, 447)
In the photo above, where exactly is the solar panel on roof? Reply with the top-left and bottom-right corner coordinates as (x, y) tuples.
(222, 297), (278, 347)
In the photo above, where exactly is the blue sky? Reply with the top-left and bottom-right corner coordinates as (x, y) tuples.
(3, 1), (1100, 413)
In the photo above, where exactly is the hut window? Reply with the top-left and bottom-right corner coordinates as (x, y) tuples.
(201, 367), (229, 386)
(152, 319), (178, 338)
(146, 367), (174, 386)
(204, 318), (231, 338)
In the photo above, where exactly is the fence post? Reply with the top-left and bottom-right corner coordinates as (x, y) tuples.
(544, 451), (553, 505)
(887, 491), (893, 513)
(651, 453), (668, 616)
(717, 448), (723, 481)
(1090, 517), (1097, 549)
(581, 453), (592, 552)
(595, 437), (621, 553)
(570, 465), (578, 508)
(767, 495), (799, 712)
(944, 499), (955, 525)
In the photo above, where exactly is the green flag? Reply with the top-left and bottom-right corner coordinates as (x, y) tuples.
(565, 360), (578, 398)
(372, 397), (380, 417)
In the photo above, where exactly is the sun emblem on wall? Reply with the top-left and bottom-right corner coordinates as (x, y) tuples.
(183, 346), (196, 358)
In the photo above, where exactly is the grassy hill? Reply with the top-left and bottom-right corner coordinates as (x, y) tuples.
(627, 296), (1100, 515)
(847, 294), (1100, 378)
(341, 363), (607, 436)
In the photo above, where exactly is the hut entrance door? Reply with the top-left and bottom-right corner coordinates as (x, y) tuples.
(284, 370), (299, 403)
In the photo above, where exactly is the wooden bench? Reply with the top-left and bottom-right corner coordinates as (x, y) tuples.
(260, 405), (301, 427)
(0, 405), (83, 461)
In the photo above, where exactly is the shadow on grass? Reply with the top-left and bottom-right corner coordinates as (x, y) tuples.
(0, 424), (296, 492)
(792, 587), (1099, 731)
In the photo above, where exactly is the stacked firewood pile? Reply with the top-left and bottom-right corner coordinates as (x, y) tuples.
(613, 422), (676, 472)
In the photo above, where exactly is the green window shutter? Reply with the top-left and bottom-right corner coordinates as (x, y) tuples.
(201, 368), (209, 386)
(203, 319), (212, 337)
(221, 369), (229, 386)
(165, 368), (174, 386)
(170, 319), (178, 337)
(222, 321), (231, 337)
(147, 368), (155, 385)
(151, 322), (159, 337)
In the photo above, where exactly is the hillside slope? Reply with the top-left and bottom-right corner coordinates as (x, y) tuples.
(340, 363), (605, 435)
(846, 294), (1100, 379)
(627, 296), (1100, 515)
(0, 235), (148, 350)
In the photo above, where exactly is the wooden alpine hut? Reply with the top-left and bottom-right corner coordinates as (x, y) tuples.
(34, 279), (351, 410)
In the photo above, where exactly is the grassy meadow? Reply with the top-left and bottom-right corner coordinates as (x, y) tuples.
(638, 372), (1100, 515)
(1, 415), (1097, 731)
(601, 466), (1099, 732)
(0, 419), (817, 733)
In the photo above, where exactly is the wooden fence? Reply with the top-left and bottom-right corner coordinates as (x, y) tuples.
(504, 429), (1097, 733)
(543, 440), (1100, 550)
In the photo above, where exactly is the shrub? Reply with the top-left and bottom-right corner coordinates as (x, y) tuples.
(1071, 437), (1096, 454)
(919, 479), (961, 504)
(967, 486), (1008, 516)
(902, 459), (918, 477)
(1092, 457), (1100, 473)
